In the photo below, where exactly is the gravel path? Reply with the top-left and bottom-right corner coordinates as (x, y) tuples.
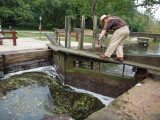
(0, 38), (50, 52)
(0, 37), (92, 53)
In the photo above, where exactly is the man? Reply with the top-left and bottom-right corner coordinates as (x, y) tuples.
(98, 15), (130, 62)
(9, 26), (12, 31)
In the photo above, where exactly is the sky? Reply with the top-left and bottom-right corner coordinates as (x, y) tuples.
(136, 0), (160, 20)
(154, 8), (160, 20)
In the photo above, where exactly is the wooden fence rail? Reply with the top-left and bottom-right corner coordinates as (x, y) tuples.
(56, 31), (79, 41)
(0, 30), (17, 46)
(95, 29), (160, 39)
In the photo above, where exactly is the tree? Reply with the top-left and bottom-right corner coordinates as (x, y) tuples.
(91, 0), (97, 17)
(0, 0), (33, 26)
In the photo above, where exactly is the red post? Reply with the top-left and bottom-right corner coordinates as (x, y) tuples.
(56, 31), (58, 42)
(76, 32), (79, 41)
(12, 30), (17, 46)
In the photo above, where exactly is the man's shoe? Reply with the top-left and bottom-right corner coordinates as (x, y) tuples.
(113, 57), (123, 62)
(100, 54), (110, 59)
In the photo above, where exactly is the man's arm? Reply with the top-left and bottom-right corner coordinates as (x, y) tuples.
(97, 29), (106, 44)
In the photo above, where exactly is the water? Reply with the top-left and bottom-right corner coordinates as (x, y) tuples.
(0, 66), (114, 120)
(104, 40), (160, 77)
(127, 40), (160, 55)
(0, 85), (54, 120)
(105, 64), (135, 77)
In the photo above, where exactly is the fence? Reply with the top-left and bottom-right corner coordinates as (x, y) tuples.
(0, 30), (17, 46)
(56, 31), (79, 41)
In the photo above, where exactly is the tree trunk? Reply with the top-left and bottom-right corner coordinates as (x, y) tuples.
(91, 0), (97, 18)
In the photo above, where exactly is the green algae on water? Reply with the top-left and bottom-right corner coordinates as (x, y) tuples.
(0, 72), (105, 120)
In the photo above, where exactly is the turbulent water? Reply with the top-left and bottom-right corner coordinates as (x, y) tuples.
(0, 66), (114, 120)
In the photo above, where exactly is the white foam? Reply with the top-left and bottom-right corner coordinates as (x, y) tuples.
(1, 65), (57, 80)
(68, 85), (114, 106)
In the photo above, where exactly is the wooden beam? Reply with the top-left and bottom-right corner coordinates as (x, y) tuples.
(95, 30), (160, 39)
(4, 50), (52, 64)
(67, 16), (71, 48)
(92, 15), (97, 52)
(78, 15), (85, 50)
(65, 16), (68, 48)
(47, 44), (160, 71)
(45, 33), (64, 47)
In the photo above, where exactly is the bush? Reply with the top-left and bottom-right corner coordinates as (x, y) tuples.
(52, 28), (59, 32)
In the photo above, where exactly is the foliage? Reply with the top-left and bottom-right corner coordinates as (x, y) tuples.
(0, 0), (159, 32)
(144, 18), (160, 33)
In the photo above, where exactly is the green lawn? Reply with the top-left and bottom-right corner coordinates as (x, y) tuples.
(58, 35), (136, 47)
(3, 31), (54, 41)
(3, 30), (136, 45)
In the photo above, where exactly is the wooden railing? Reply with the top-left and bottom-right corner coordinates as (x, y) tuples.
(0, 30), (18, 46)
(95, 30), (160, 39)
(56, 31), (79, 41)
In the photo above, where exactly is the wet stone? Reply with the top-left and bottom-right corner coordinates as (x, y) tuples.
(0, 72), (104, 120)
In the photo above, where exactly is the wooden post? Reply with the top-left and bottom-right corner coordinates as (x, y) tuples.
(79, 61), (82, 67)
(0, 37), (2, 45)
(13, 30), (17, 46)
(92, 15), (97, 52)
(78, 15), (85, 50)
(67, 16), (71, 48)
(73, 61), (76, 67)
(56, 31), (58, 42)
(2, 55), (6, 74)
(122, 65), (125, 77)
(59, 37), (60, 46)
(91, 62), (93, 70)
(65, 16), (68, 48)
(64, 54), (67, 84)
(98, 62), (101, 73)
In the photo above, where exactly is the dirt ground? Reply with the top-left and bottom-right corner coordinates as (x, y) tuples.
(0, 38), (50, 53)
(0, 37), (93, 54)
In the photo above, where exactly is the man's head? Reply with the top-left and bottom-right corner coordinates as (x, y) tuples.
(100, 15), (110, 25)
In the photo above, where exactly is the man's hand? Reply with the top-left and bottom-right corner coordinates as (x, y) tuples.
(97, 39), (100, 45)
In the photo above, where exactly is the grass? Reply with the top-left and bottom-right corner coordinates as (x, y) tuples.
(3, 29), (137, 45)
(3, 31), (51, 41)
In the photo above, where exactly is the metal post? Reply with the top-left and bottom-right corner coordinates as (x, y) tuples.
(40, 21), (41, 39)
(39, 15), (42, 39)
